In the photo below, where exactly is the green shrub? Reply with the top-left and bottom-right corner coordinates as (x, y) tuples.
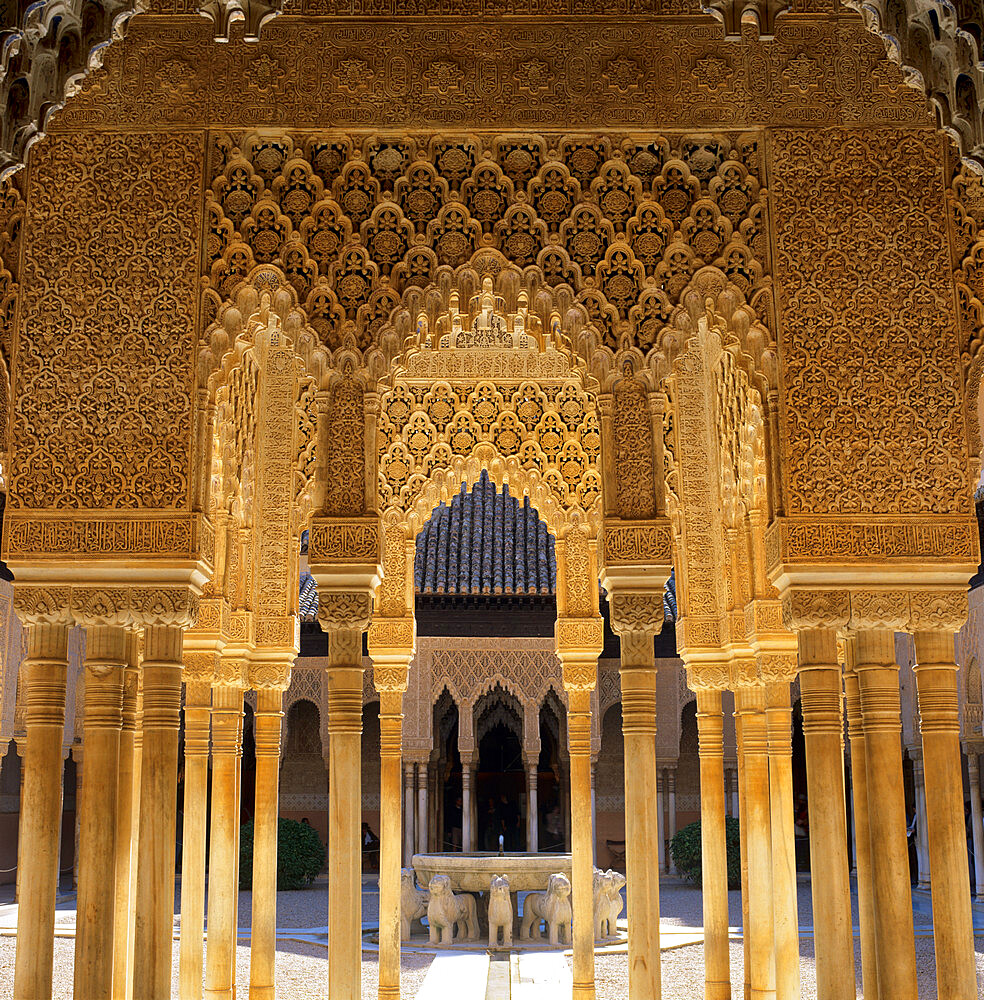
(670, 817), (741, 889)
(239, 818), (326, 890)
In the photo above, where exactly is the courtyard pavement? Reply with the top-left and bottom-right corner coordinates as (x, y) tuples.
(1, 876), (983, 998)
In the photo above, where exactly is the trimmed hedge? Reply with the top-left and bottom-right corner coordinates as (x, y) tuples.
(239, 818), (326, 890)
(669, 817), (741, 889)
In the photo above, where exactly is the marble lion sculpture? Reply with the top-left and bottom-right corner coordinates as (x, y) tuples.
(426, 874), (480, 945)
(488, 874), (513, 948)
(603, 869), (626, 939)
(400, 869), (429, 943)
(520, 872), (572, 945)
(593, 868), (613, 940)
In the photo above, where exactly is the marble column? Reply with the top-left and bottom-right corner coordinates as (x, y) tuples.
(656, 772), (665, 871)
(619, 638), (661, 1000)
(179, 674), (213, 1000)
(855, 628), (917, 1000)
(796, 630), (854, 1000)
(525, 757), (539, 852)
(13, 623), (69, 1000)
(968, 749), (984, 899)
(912, 753), (931, 890)
(735, 709), (751, 1000)
(666, 766), (677, 875)
(729, 768), (739, 819)
(377, 683), (407, 1000)
(765, 681), (799, 1000)
(113, 635), (140, 1000)
(566, 683), (596, 1000)
(204, 679), (245, 1000)
(912, 630), (978, 1000)
(461, 752), (475, 853)
(403, 762), (415, 864)
(250, 683), (287, 1000)
(696, 687), (730, 1000)
(327, 628), (365, 1000)
(734, 685), (776, 1000)
(416, 761), (428, 856)
(133, 625), (185, 1000)
(842, 657), (878, 1000)
(74, 625), (127, 1000)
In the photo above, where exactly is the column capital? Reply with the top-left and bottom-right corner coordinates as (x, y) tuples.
(248, 655), (293, 692)
(318, 590), (373, 632)
(607, 590), (665, 636)
(555, 616), (603, 692)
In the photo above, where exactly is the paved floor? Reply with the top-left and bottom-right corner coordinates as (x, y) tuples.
(2, 877), (984, 997)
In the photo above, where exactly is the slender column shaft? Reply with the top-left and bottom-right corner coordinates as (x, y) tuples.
(912, 631), (978, 1000)
(461, 756), (473, 853)
(568, 687), (595, 1000)
(113, 637), (140, 1000)
(969, 753), (984, 898)
(250, 687), (285, 1000)
(696, 688), (730, 1000)
(204, 683), (245, 1000)
(796, 630), (853, 1000)
(656, 774), (665, 871)
(526, 762), (538, 852)
(735, 712), (750, 1000)
(327, 639), (364, 1000)
(666, 768), (677, 874)
(913, 758), (930, 889)
(416, 763), (428, 856)
(620, 662), (661, 1000)
(378, 689), (404, 1000)
(13, 623), (69, 1000)
(180, 679), (212, 1000)
(403, 763), (414, 863)
(125, 669), (144, 1000)
(765, 683), (798, 1000)
(591, 760), (598, 865)
(133, 626), (185, 1000)
(855, 628), (916, 1000)
(74, 626), (127, 1000)
(735, 687), (776, 1000)
(842, 663), (878, 1000)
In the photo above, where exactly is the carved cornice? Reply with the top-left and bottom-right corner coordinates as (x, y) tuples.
(13, 584), (200, 628)
(51, 14), (928, 134)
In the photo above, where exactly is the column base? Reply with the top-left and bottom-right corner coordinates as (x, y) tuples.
(705, 978), (732, 1000)
(378, 986), (401, 1000)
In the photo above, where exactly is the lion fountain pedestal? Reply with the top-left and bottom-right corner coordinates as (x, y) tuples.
(399, 853), (624, 951)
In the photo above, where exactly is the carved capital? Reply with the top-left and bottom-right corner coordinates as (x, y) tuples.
(608, 592), (664, 636)
(560, 657), (598, 693)
(248, 659), (293, 691)
(780, 589), (850, 630)
(372, 664), (410, 694)
(907, 590), (968, 632)
(729, 657), (761, 689)
(685, 662), (731, 692)
(848, 590), (910, 630)
(317, 591), (372, 633)
(213, 656), (248, 689)
(13, 586), (72, 625)
(182, 650), (219, 683)
(757, 652), (798, 685)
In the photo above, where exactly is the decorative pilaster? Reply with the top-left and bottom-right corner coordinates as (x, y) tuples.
(133, 625), (185, 1000)
(854, 627), (917, 1000)
(912, 625), (978, 1000)
(795, 628), (854, 1000)
(74, 625), (127, 1000)
(13, 622), (69, 1000)
(695, 684), (731, 1000)
(204, 666), (246, 1000)
(179, 654), (216, 1000)
(249, 661), (292, 1000)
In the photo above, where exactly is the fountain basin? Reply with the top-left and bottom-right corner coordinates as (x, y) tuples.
(411, 851), (573, 892)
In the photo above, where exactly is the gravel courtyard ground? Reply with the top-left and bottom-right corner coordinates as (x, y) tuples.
(2, 878), (983, 998)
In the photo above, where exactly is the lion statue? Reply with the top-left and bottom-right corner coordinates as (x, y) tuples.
(520, 872), (572, 946)
(593, 868), (613, 941)
(426, 874), (479, 946)
(487, 874), (513, 948)
(400, 869), (428, 943)
(603, 869), (626, 939)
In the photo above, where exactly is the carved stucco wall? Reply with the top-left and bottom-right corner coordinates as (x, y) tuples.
(956, 584), (984, 744)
